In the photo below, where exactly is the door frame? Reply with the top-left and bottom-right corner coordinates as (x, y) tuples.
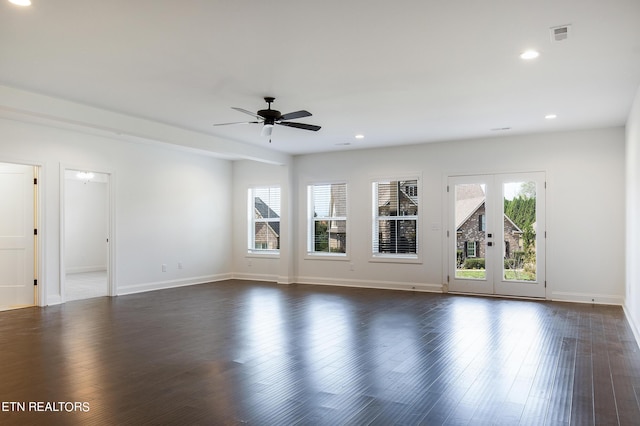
(445, 171), (547, 299)
(60, 165), (116, 301)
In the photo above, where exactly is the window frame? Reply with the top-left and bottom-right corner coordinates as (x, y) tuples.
(370, 176), (421, 263)
(306, 182), (349, 259)
(247, 186), (281, 256)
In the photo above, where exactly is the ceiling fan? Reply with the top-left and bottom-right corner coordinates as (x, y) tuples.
(214, 97), (321, 142)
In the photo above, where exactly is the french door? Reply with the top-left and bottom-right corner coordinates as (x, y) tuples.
(448, 172), (546, 298)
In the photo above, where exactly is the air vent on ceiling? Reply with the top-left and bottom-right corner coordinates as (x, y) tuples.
(550, 24), (571, 42)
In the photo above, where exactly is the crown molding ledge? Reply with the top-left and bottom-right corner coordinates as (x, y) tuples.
(0, 85), (290, 166)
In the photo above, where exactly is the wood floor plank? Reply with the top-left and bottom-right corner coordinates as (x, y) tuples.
(1, 280), (640, 425)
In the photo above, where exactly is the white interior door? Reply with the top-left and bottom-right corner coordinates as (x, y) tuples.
(0, 162), (35, 310)
(448, 172), (546, 298)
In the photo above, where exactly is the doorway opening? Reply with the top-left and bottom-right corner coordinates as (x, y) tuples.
(0, 162), (39, 311)
(63, 169), (111, 301)
(448, 172), (546, 298)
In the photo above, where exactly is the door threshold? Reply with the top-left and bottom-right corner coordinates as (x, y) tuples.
(447, 291), (547, 301)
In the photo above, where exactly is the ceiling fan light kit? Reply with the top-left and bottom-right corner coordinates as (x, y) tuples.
(214, 97), (321, 142)
(261, 123), (274, 137)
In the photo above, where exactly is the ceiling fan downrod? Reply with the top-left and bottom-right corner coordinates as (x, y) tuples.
(264, 96), (275, 108)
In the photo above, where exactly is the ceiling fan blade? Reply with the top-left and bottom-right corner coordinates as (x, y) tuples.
(280, 110), (312, 121)
(213, 121), (260, 127)
(277, 122), (321, 131)
(231, 107), (262, 120)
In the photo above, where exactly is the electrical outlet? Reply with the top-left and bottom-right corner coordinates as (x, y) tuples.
(162, 264), (167, 272)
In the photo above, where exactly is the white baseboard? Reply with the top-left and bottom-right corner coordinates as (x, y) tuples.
(295, 275), (444, 293)
(550, 291), (623, 306)
(231, 272), (279, 283)
(44, 294), (62, 306)
(117, 273), (232, 296)
(623, 304), (640, 350)
(277, 275), (295, 285)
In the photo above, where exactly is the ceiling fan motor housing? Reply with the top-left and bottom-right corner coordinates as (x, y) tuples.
(258, 97), (280, 125)
(258, 109), (281, 125)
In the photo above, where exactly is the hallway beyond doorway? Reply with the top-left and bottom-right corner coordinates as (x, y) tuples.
(65, 271), (108, 301)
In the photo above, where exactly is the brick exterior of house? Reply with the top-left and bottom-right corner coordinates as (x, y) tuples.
(254, 197), (280, 250)
(377, 181), (418, 253)
(254, 221), (279, 250)
(456, 202), (522, 260)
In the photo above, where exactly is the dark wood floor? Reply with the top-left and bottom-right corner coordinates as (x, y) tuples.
(1, 280), (640, 425)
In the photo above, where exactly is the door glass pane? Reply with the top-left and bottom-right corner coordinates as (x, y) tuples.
(454, 184), (486, 279)
(503, 181), (536, 281)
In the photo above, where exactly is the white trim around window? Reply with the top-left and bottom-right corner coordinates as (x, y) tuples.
(306, 182), (348, 258)
(370, 176), (421, 263)
(247, 186), (281, 256)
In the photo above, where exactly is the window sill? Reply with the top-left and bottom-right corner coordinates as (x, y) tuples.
(246, 251), (280, 259)
(305, 252), (350, 261)
(369, 255), (421, 264)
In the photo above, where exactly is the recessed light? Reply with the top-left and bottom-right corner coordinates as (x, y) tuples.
(9, 0), (31, 6)
(545, 114), (557, 120)
(355, 134), (365, 139)
(520, 50), (540, 60)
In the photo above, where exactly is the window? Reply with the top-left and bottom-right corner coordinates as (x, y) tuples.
(308, 183), (347, 255)
(405, 182), (418, 197)
(479, 213), (486, 231)
(248, 187), (280, 253)
(466, 241), (477, 258)
(372, 179), (418, 257)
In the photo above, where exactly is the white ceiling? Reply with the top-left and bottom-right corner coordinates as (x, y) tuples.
(1, 0), (639, 156)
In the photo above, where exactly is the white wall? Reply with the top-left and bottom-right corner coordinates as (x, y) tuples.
(0, 117), (233, 305)
(0, 111), (627, 308)
(234, 127), (626, 304)
(625, 85), (640, 342)
(64, 177), (108, 273)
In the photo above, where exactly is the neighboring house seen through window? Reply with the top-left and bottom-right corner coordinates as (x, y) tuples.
(249, 187), (280, 253)
(372, 179), (419, 257)
(466, 241), (477, 258)
(308, 183), (347, 255)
